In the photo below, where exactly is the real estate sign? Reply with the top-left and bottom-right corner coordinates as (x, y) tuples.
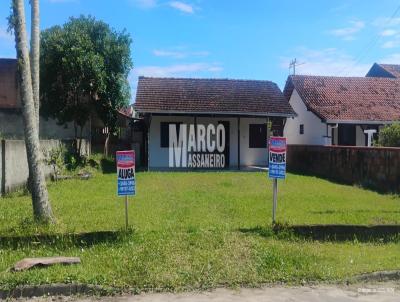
(117, 150), (136, 196)
(268, 137), (286, 179)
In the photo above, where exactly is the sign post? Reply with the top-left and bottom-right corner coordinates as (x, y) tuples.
(268, 137), (287, 224)
(116, 150), (136, 230)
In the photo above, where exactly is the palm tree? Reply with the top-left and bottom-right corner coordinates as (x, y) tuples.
(30, 0), (40, 128)
(12, 0), (54, 222)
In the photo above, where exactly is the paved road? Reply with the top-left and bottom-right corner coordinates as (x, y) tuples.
(18, 283), (400, 302)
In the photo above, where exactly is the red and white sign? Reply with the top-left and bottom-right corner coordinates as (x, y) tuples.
(116, 150), (135, 196)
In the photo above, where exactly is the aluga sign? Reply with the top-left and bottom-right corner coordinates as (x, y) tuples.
(168, 123), (226, 168)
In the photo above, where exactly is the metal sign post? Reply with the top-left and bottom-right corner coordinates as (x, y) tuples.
(272, 178), (278, 223)
(116, 150), (136, 230)
(125, 196), (129, 230)
(268, 137), (287, 225)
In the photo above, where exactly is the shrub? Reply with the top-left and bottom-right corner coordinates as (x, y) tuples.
(378, 123), (400, 147)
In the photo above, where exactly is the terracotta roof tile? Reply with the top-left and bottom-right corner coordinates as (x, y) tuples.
(284, 75), (400, 122)
(135, 77), (295, 117)
(378, 64), (400, 78)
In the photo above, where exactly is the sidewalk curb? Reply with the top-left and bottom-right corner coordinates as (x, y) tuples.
(352, 270), (400, 283)
(0, 283), (109, 299)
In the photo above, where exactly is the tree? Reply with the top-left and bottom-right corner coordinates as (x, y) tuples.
(377, 123), (400, 147)
(10, 0), (54, 222)
(40, 16), (133, 156)
(30, 0), (40, 129)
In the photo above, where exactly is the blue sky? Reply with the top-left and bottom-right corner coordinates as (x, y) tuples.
(2, 0), (400, 102)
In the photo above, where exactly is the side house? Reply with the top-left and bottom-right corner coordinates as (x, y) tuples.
(0, 58), (90, 141)
(135, 76), (295, 170)
(283, 74), (400, 146)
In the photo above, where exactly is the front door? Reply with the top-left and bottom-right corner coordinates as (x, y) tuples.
(218, 121), (230, 168)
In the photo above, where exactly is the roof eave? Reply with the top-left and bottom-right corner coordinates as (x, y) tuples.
(135, 109), (296, 118)
(325, 119), (397, 125)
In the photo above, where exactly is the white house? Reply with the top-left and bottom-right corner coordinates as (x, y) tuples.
(283, 74), (400, 146)
(134, 76), (295, 170)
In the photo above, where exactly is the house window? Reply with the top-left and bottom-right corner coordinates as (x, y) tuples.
(160, 122), (181, 148)
(249, 124), (267, 148)
(299, 124), (304, 135)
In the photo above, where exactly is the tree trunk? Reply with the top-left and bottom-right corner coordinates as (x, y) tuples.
(30, 0), (40, 129)
(12, 0), (53, 223)
(104, 131), (110, 157)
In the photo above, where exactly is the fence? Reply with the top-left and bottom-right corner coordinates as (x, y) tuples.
(0, 139), (90, 195)
(287, 145), (400, 193)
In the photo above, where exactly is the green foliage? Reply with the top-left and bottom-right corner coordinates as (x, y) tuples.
(43, 144), (67, 179)
(40, 15), (133, 140)
(377, 123), (400, 147)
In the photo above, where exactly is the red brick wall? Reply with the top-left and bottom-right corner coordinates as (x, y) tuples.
(287, 145), (400, 193)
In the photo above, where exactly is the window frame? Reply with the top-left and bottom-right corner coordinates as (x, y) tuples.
(248, 123), (267, 149)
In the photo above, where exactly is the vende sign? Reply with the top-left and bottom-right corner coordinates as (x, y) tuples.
(117, 150), (135, 196)
(268, 137), (287, 179)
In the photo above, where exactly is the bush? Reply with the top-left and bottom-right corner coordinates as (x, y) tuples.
(378, 123), (400, 147)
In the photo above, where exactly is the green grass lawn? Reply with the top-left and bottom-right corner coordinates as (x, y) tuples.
(0, 172), (399, 291)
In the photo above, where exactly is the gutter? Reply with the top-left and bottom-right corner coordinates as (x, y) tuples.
(135, 110), (296, 118)
(325, 120), (396, 125)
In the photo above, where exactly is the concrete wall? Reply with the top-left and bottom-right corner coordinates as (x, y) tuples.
(0, 139), (90, 195)
(284, 89), (329, 145)
(287, 144), (400, 193)
(0, 111), (90, 140)
(148, 115), (270, 169)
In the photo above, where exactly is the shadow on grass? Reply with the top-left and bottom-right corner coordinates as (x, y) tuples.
(100, 158), (116, 174)
(239, 224), (400, 243)
(288, 170), (400, 196)
(0, 229), (135, 249)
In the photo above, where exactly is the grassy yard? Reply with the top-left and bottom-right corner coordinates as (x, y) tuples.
(0, 172), (399, 291)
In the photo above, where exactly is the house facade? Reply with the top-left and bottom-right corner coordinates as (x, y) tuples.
(283, 73), (400, 146)
(134, 77), (295, 170)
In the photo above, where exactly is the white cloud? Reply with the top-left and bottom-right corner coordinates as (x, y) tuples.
(380, 53), (400, 63)
(153, 49), (209, 59)
(280, 47), (370, 77)
(0, 27), (13, 43)
(168, 1), (194, 14)
(382, 40), (400, 49)
(329, 20), (365, 41)
(135, 63), (222, 77)
(380, 29), (397, 36)
(47, 0), (78, 3)
(129, 0), (157, 9)
(373, 17), (400, 28)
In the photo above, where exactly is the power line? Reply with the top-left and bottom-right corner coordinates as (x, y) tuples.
(337, 3), (400, 76)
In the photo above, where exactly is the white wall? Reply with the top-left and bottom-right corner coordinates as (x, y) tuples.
(284, 89), (329, 145)
(148, 115), (269, 169)
(356, 126), (366, 146)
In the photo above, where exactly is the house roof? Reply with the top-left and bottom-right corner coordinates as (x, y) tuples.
(284, 75), (400, 123)
(366, 63), (400, 79)
(0, 58), (20, 109)
(135, 76), (295, 117)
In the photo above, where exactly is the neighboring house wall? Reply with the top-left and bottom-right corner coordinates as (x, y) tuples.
(0, 139), (90, 195)
(284, 89), (328, 145)
(148, 115), (269, 169)
(0, 110), (90, 140)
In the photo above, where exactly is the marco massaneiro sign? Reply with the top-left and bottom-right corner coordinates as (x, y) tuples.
(168, 123), (226, 168)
